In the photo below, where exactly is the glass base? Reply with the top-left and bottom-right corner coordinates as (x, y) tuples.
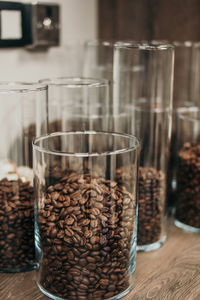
(38, 282), (133, 300)
(174, 219), (200, 233)
(136, 234), (167, 252)
(0, 264), (36, 273)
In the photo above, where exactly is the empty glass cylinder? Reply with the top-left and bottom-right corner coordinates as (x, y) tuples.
(167, 41), (200, 208)
(33, 131), (139, 300)
(0, 82), (47, 272)
(83, 40), (114, 80)
(113, 41), (174, 251)
(40, 77), (110, 133)
(174, 107), (200, 232)
(83, 40), (114, 100)
(40, 77), (131, 134)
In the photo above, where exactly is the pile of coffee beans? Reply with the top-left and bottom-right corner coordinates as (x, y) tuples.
(175, 142), (200, 228)
(38, 171), (136, 300)
(0, 178), (35, 271)
(137, 167), (165, 246)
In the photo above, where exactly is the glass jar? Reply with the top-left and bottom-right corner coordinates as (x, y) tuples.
(39, 77), (110, 133)
(40, 77), (132, 136)
(33, 131), (139, 300)
(167, 41), (200, 208)
(174, 107), (200, 232)
(0, 82), (47, 272)
(113, 41), (174, 251)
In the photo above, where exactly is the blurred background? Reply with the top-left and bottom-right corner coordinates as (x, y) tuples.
(1, 0), (200, 81)
(0, 0), (97, 80)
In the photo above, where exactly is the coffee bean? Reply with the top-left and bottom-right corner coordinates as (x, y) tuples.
(137, 167), (165, 245)
(82, 277), (89, 285)
(91, 207), (100, 216)
(37, 171), (136, 299)
(50, 228), (57, 238)
(99, 279), (109, 286)
(0, 178), (34, 271)
(48, 214), (56, 222)
(58, 220), (64, 229)
(116, 165), (165, 248)
(63, 199), (70, 207)
(79, 258), (87, 266)
(63, 237), (73, 244)
(65, 228), (73, 237)
(87, 256), (96, 263)
(175, 142), (200, 228)
(108, 284), (116, 292)
(51, 191), (60, 201)
(54, 184), (63, 190)
(80, 219), (90, 226)
(90, 236), (98, 245)
(67, 251), (74, 260)
(104, 291), (116, 298)
(65, 215), (75, 225)
(93, 290), (104, 298)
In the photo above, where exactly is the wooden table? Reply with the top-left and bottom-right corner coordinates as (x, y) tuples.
(0, 219), (199, 300)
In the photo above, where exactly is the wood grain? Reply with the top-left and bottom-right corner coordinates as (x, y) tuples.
(0, 219), (199, 299)
(152, 0), (200, 41)
(98, 0), (200, 41)
(98, 0), (117, 40)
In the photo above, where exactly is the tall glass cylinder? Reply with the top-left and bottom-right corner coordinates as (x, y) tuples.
(173, 41), (200, 108)
(83, 40), (114, 81)
(113, 41), (174, 251)
(33, 131), (139, 300)
(0, 82), (47, 272)
(83, 40), (114, 101)
(167, 41), (200, 208)
(174, 107), (200, 232)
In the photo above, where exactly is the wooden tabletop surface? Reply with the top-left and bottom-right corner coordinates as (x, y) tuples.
(0, 218), (199, 300)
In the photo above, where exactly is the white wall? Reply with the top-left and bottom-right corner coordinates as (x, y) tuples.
(0, 0), (98, 81)
(61, 0), (97, 44)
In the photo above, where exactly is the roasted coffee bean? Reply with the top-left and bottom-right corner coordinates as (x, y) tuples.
(0, 178), (35, 271)
(38, 171), (136, 299)
(137, 167), (165, 245)
(175, 142), (200, 228)
(116, 166), (165, 246)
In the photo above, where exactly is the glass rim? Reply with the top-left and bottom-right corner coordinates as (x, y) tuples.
(0, 81), (47, 93)
(114, 40), (174, 51)
(173, 41), (200, 48)
(177, 106), (200, 122)
(57, 107), (130, 117)
(85, 39), (115, 47)
(39, 77), (109, 87)
(33, 131), (140, 157)
(128, 105), (172, 113)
